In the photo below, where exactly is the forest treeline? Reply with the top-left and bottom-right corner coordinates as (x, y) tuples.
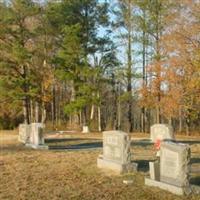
(0, 0), (199, 134)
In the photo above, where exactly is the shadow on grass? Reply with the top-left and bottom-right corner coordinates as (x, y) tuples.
(131, 140), (153, 147)
(45, 138), (101, 143)
(176, 140), (200, 145)
(190, 176), (200, 186)
(48, 141), (103, 150)
(0, 144), (32, 153)
(191, 157), (200, 164)
(134, 159), (155, 172)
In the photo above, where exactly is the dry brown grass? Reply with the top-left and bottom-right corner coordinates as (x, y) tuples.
(0, 131), (200, 200)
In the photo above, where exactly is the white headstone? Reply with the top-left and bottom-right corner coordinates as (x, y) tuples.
(160, 142), (190, 187)
(29, 123), (44, 146)
(82, 126), (90, 133)
(150, 124), (174, 142)
(18, 124), (30, 143)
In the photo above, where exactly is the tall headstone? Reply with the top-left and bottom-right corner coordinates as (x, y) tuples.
(26, 123), (48, 149)
(97, 130), (137, 174)
(29, 123), (44, 146)
(18, 124), (30, 143)
(150, 124), (174, 143)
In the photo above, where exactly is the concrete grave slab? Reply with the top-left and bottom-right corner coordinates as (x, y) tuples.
(145, 178), (186, 196)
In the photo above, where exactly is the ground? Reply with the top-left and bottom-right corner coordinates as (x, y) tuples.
(0, 130), (200, 200)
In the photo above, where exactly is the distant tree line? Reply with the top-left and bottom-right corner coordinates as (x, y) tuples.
(0, 0), (199, 134)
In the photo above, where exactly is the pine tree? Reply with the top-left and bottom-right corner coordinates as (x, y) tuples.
(0, 0), (39, 124)
(112, 0), (135, 132)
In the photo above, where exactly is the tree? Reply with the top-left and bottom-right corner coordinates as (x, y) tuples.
(138, 0), (173, 124)
(112, 0), (135, 132)
(0, 0), (39, 124)
(54, 0), (112, 128)
(161, 0), (200, 134)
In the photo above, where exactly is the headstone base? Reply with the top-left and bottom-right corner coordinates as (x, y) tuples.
(97, 156), (138, 174)
(25, 143), (49, 150)
(145, 178), (189, 195)
(149, 161), (160, 181)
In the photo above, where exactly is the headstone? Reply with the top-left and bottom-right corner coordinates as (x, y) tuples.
(26, 123), (48, 149)
(29, 123), (44, 146)
(145, 141), (192, 195)
(18, 124), (31, 143)
(82, 126), (90, 133)
(103, 131), (131, 164)
(160, 142), (190, 187)
(150, 124), (174, 143)
(123, 180), (133, 185)
(97, 130), (137, 174)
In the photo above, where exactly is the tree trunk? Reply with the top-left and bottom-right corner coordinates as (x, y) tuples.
(127, 0), (133, 132)
(23, 99), (28, 124)
(98, 105), (101, 132)
(186, 118), (190, 136)
(97, 92), (102, 132)
(52, 84), (56, 128)
(141, 11), (146, 133)
(155, 1), (162, 124)
(141, 108), (145, 132)
(156, 105), (161, 123)
(79, 111), (82, 126)
(83, 107), (87, 126)
(90, 104), (94, 120)
(168, 117), (172, 126)
(41, 102), (46, 123)
(117, 85), (121, 130)
(22, 65), (30, 124)
(179, 107), (182, 132)
(35, 101), (39, 123)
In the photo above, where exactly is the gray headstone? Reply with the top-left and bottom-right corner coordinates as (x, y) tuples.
(103, 130), (131, 164)
(160, 142), (190, 187)
(97, 130), (138, 174)
(150, 124), (174, 142)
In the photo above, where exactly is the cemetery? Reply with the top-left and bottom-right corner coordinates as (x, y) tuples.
(0, 123), (200, 200)
(0, 0), (200, 199)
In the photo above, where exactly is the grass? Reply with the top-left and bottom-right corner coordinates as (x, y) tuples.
(0, 130), (200, 200)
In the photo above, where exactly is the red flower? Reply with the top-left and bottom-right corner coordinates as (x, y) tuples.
(154, 139), (161, 150)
